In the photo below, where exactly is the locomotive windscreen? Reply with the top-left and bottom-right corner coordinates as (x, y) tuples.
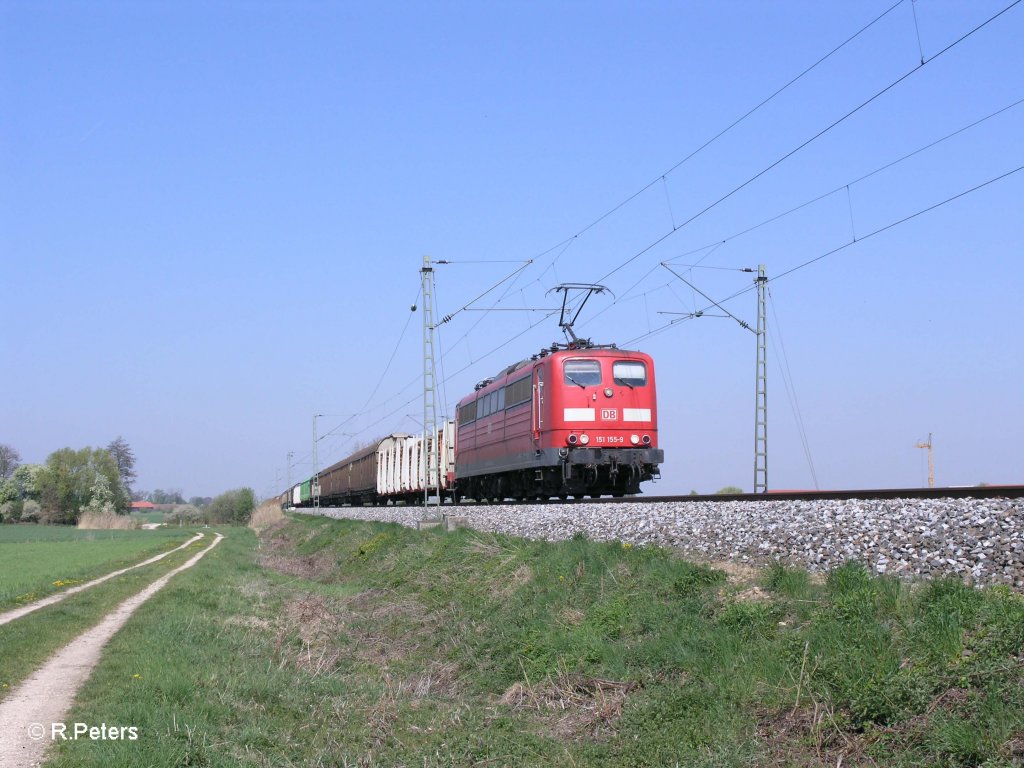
(613, 360), (647, 386)
(563, 359), (601, 386)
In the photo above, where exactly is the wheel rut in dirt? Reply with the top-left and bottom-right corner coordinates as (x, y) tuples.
(0, 533), (223, 768)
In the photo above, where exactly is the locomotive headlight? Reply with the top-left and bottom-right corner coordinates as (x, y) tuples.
(630, 434), (640, 445)
(579, 434), (590, 445)
(642, 434), (652, 445)
(604, 388), (613, 398)
(567, 434), (578, 446)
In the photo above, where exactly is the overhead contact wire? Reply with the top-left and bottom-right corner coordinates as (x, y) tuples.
(660, 95), (1024, 266)
(624, 163), (1024, 346)
(537, 0), (907, 274)
(768, 290), (819, 489)
(596, 0), (1023, 286)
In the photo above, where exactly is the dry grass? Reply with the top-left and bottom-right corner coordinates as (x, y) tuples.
(77, 512), (138, 530)
(346, 590), (439, 669)
(757, 703), (874, 767)
(248, 500), (286, 532)
(734, 585), (772, 602)
(499, 669), (638, 741)
(258, 551), (336, 581)
(274, 594), (345, 677)
(269, 588), (449, 693)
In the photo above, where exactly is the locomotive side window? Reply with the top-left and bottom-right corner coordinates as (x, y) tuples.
(478, 390), (502, 417)
(505, 375), (531, 407)
(613, 360), (647, 387)
(564, 359), (601, 387)
(458, 400), (477, 425)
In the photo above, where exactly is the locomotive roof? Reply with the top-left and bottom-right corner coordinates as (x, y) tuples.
(462, 346), (651, 403)
(490, 346), (647, 381)
(497, 358), (531, 378)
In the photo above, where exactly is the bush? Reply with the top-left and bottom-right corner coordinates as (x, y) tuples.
(21, 499), (41, 523)
(165, 505), (203, 525)
(205, 488), (255, 524)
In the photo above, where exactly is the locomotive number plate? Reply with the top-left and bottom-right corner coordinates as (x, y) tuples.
(600, 408), (618, 420)
(595, 435), (625, 444)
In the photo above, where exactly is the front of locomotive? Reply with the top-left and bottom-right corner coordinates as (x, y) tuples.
(545, 348), (664, 496)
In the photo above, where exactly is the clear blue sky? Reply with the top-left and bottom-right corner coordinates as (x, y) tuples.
(2, 1), (1021, 498)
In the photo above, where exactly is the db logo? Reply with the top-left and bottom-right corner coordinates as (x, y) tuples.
(601, 409), (618, 420)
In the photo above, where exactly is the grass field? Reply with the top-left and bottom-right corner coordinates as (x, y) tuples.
(0, 531), (215, 701)
(129, 510), (166, 525)
(0, 525), (194, 610)
(36, 514), (1024, 767)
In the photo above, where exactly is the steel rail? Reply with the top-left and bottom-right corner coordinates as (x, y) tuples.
(450, 485), (1024, 506)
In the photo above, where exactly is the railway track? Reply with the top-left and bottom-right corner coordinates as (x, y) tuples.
(450, 484), (1024, 506)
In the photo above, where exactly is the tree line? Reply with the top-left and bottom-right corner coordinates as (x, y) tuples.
(0, 440), (254, 525)
(132, 489), (214, 508)
(0, 438), (134, 524)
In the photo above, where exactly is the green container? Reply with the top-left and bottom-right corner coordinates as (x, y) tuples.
(300, 480), (311, 503)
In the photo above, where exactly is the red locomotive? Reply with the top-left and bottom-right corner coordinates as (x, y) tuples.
(284, 286), (664, 505)
(453, 342), (663, 500)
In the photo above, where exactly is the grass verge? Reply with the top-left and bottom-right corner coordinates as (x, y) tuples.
(44, 515), (1024, 767)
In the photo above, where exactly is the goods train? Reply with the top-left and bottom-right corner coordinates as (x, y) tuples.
(280, 343), (663, 506)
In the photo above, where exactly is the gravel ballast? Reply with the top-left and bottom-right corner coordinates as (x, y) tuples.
(312, 497), (1024, 586)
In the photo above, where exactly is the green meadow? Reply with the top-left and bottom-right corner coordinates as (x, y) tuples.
(0, 525), (194, 609)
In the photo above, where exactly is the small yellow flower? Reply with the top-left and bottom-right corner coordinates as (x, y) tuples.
(559, 575), (565, 581)
(132, 674), (142, 679)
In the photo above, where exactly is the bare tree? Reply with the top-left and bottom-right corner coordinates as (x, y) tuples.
(0, 444), (20, 480)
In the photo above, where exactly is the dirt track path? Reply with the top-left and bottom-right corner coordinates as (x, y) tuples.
(0, 533), (223, 768)
(0, 532), (205, 628)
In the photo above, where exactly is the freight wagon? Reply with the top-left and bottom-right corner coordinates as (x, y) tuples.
(286, 423), (455, 507)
